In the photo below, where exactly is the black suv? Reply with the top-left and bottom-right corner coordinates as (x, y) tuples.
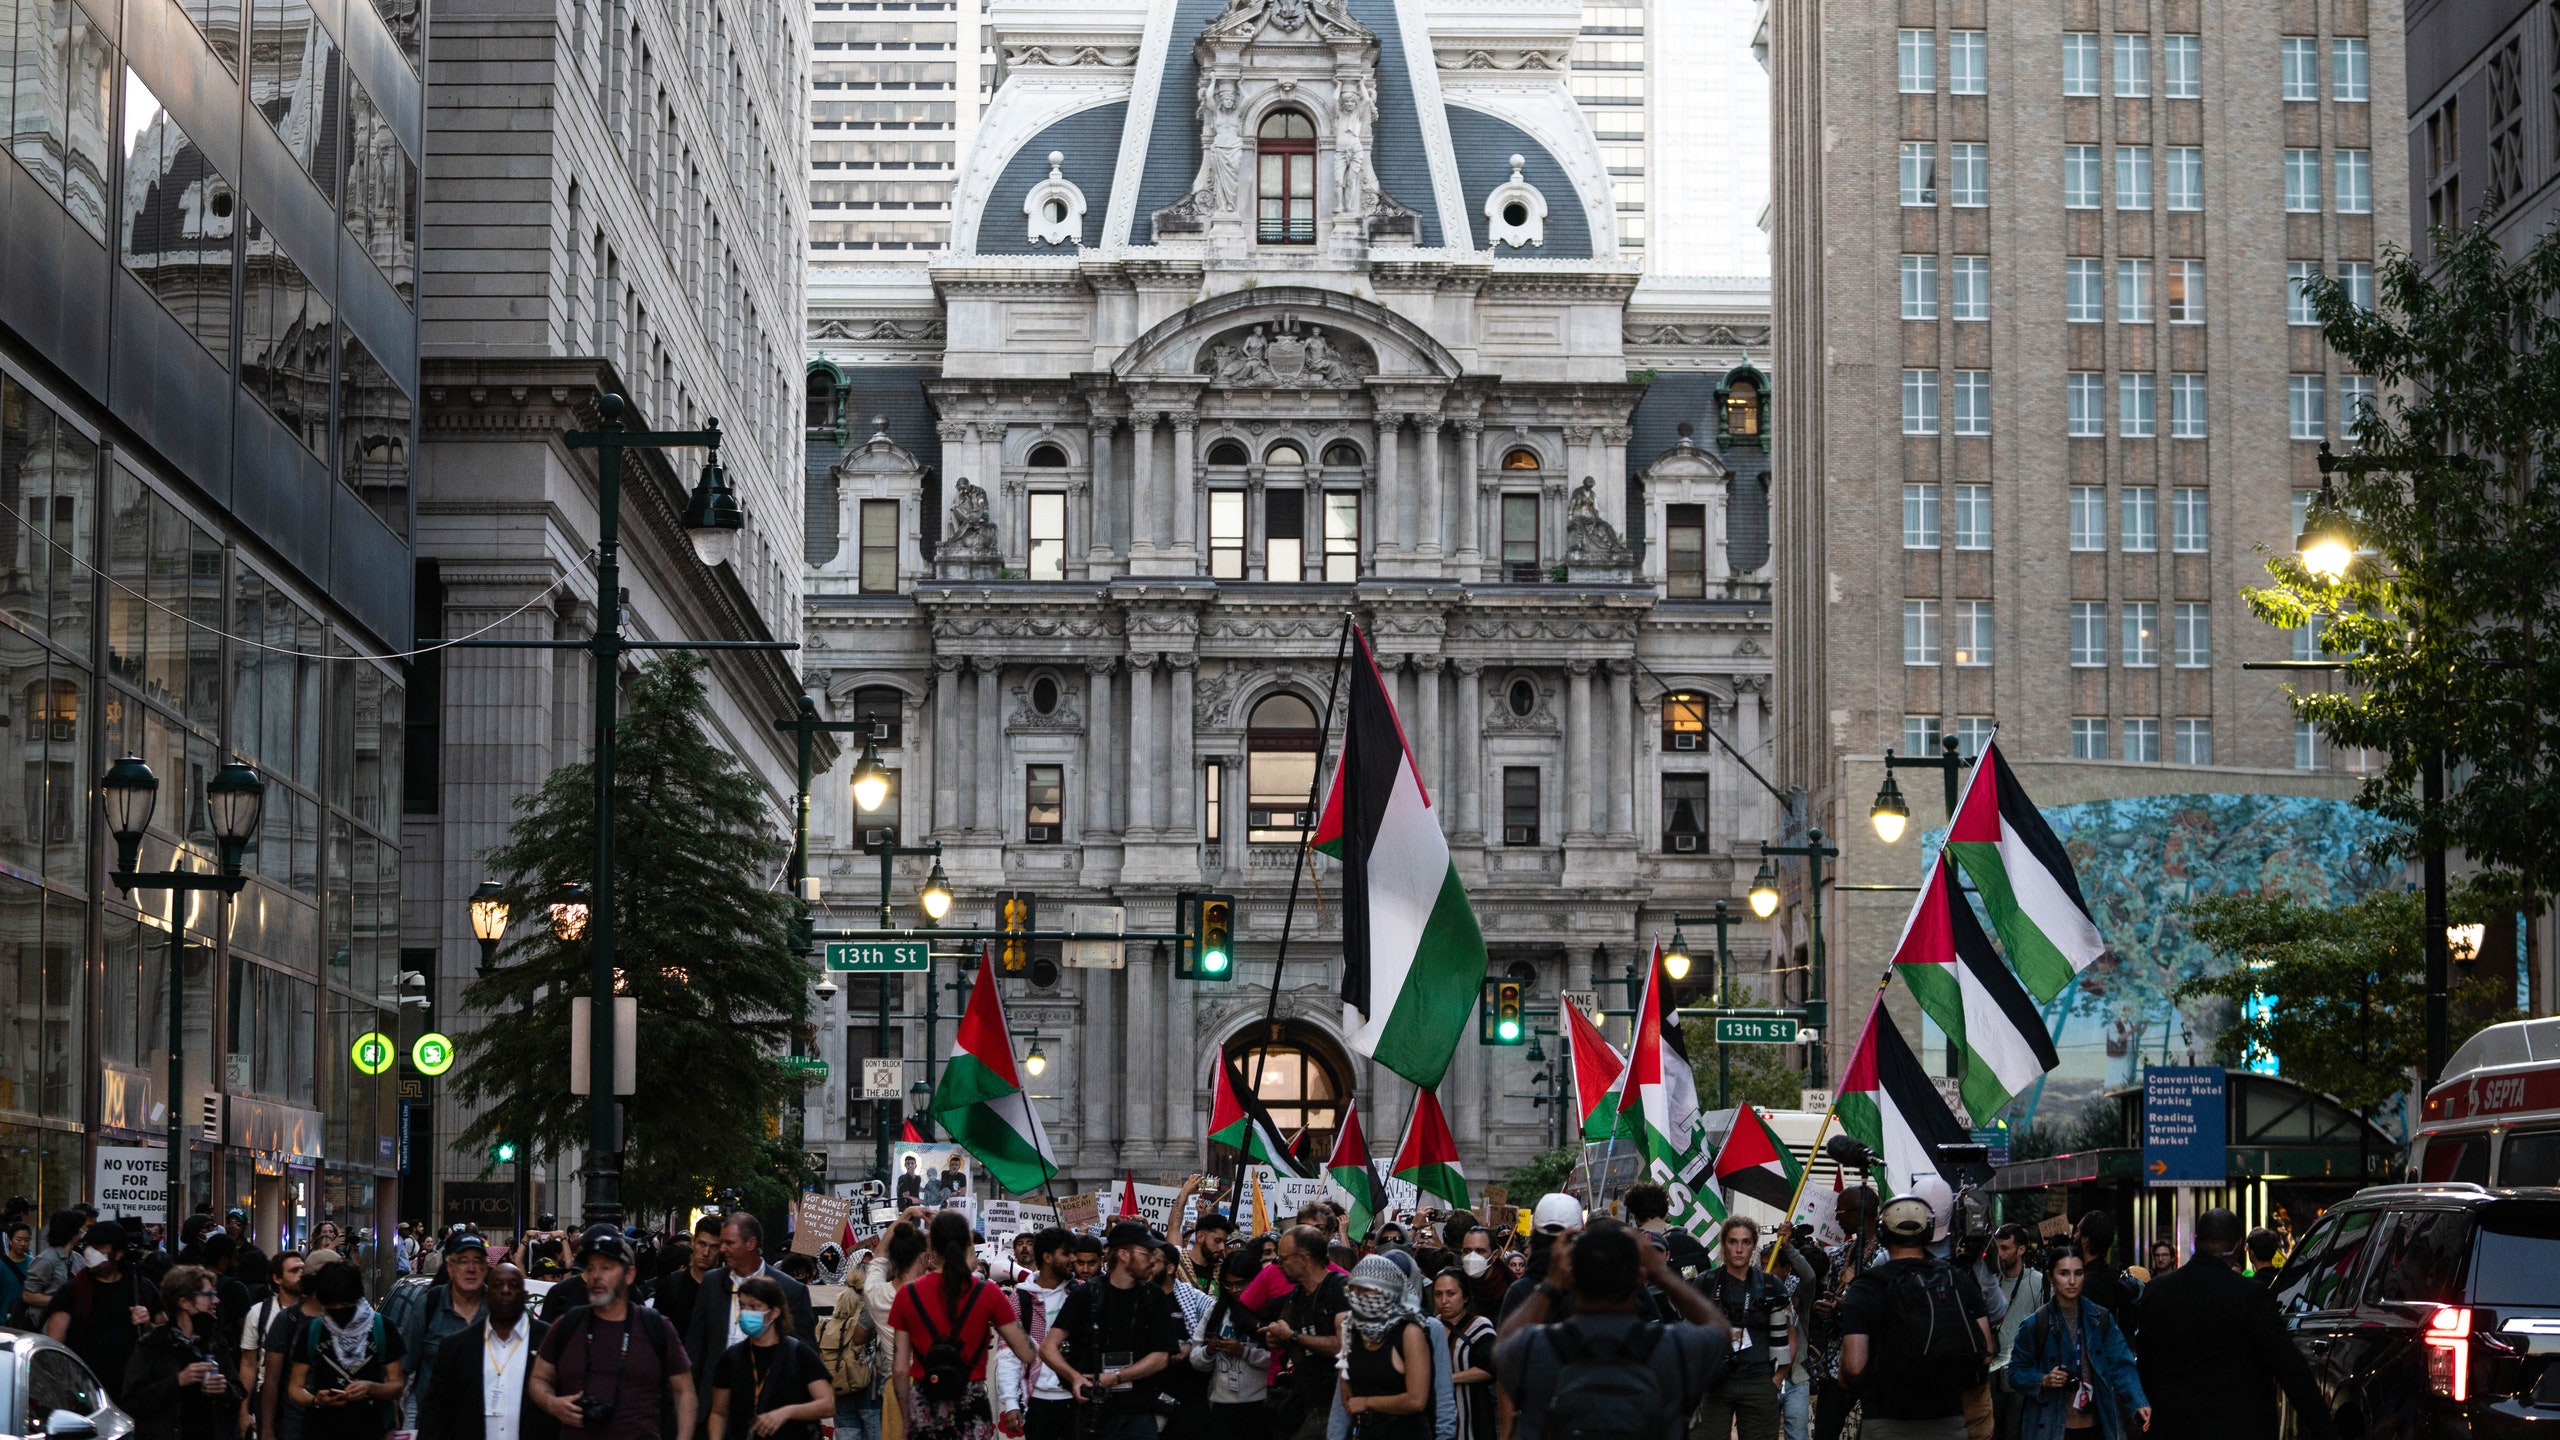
(2272, 1183), (2560, 1437)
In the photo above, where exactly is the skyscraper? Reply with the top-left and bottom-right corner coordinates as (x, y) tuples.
(807, 0), (996, 256)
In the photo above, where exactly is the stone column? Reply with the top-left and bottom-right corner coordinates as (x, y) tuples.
(1127, 654), (1157, 836)
(932, 656), (962, 836)
(1086, 409), (1117, 568)
(1169, 410), (1198, 568)
(1566, 660), (1593, 837)
(1244, 470), (1266, 581)
(1163, 957), (1195, 1159)
(1168, 654), (1196, 836)
(1413, 654), (1443, 816)
(1416, 416), (1444, 560)
(1374, 412), (1403, 559)
(1454, 420), (1483, 578)
(1601, 425), (1632, 532)
(1081, 965), (1116, 1151)
(1452, 659), (1483, 841)
(976, 659), (1004, 835)
(1084, 657), (1116, 834)
(1129, 411), (1159, 561)
(1127, 944), (1160, 1149)
(1736, 678), (1767, 841)
(1607, 659), (1634, 837)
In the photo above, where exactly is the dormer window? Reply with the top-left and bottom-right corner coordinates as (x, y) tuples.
(805, 367), (842, 435)
(1719, 367), (1769, 444)
(1258, 110), (1317, 244)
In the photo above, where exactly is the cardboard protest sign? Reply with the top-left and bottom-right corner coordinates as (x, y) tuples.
(792, 1193), (855, 1256)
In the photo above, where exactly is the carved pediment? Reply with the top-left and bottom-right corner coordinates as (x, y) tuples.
(1196, 314), (1375, 388)
(1199, 0), (1370, 45)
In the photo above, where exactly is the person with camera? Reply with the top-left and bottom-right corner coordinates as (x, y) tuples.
(1491, 1218), (1731, 1440)
(2005, 1250), (2147, 1438)
(124, 1264), (240, 1440)
(1836, 1193), (1991, 1440)
(1695, 1216), (1788, 1440)
(704, 1276), (834, 1440)
(286, 1260), (407, 1440)
(992, 1227), (1078, 1440)
(889, 1211), (1038, 1440)
(1033, 1221), (1185, 1440)
(529, 1232), (696, 1440)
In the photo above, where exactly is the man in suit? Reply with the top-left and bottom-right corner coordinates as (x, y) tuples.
(2135, 1207), (2336, 1440)
(681, 1214), (815, 1386)
(420, 1262), (556, 1440)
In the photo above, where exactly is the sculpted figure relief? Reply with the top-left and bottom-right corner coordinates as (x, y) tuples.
(1564, 475), (1633, 563)
(942, 476), (998, 556)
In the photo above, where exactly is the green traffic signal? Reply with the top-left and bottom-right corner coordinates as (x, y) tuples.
(491, 1139), (519, 1165)
(1198, 895), (1234, 978)
(1482, 979), (1526, 1045)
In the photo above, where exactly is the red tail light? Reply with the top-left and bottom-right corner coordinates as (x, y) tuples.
(2424, 1305), (2473, 1402)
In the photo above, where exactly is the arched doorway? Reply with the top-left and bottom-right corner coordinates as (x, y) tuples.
(1216, 1019), (1353, 1173)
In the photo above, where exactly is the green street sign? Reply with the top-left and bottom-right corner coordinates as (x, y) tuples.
(411, 1033), (456, 1076)
(780, 1055), (830, 1084)
(825, 940), (930, 972)
(352, 1032), (395, 1075)
(1714, 1016), (1802, 1045)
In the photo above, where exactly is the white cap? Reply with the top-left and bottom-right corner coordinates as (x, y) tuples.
(1532, 1193), (1583, 1233)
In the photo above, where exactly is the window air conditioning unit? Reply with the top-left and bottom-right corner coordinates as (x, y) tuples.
(1670, 834), (1699, 853)
(1672, 732), (1700, 751)
(1027, 825), (1054, 843)
(1504, 826), (1533, 845)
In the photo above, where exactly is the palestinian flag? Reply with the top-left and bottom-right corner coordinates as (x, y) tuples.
(1563, 995), (1625, 1142)
(1890, 857), (2061, 1124)
(1610, 944), (1687, 1162)
(1209, 1054), (1304, 1177)
(1945, 741), (2104, 1002)
(1324, 1101), (1389, 1239)
(1835, 995), (1972, 1194)
(927, 956), (1061, 1195)
(1713, 1104), (1806, 1209)
(1390, 1087), (1468, 1209)
(1315, 627), (1488, 1088)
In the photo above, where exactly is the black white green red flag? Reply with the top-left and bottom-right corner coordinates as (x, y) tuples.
(1390, 1087), (1468, 1209)
(1834, 994), (1972, 1194)
(1888, 855), (2060, 1124)
(1562, 995), (1625, 1142)
(1208, 1053), (1305, 1177)
(1609, 944), (1723, 1234)
(1711, 1103), (1806, 1209)
(927, 957), (1060, 1195)
(1323, 1101), (1389, 1239)
(1944, 742), (2104, 1002)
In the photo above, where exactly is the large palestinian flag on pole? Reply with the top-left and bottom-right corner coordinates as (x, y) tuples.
(1610, 945), (1723, 1233)
(928, 954), (1060, 1195)
(1835, 994), (1972, 1194)
(1315, 627), (1488, 1088)
(1208, 1054), (1304, 1177)
(1713, 1103), (1807, 1209)
(1324, 1101), (1389, 1239)
(1944, 741), (2104, 1003)
(1890, 856), (2061, 1124)
(1562, 995), (1625, 1142)
(1390, 1087), (1468, 1209)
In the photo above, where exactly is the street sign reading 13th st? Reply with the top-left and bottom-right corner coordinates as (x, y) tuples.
(825, 941), (930, 973)
(1715, 1016), (1802, 1045)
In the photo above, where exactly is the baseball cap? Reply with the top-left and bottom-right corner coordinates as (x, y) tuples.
(577, 1225), (635, 1266)
(1531, 1194), (1583, 1234)
(1104, 1221), (1154, 1250)
(446, 1230), (490, 1257)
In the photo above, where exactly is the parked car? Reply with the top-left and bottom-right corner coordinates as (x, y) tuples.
(2273, 1181), (2560, 1437)
(0, 1329), (134, 1440)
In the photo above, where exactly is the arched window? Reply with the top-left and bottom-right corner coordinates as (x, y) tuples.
(1026, 443), (1068, 468)
(1207, 439), (1250, 466)
(852, 684), (904, 747)
(1265, 441), (1305, 467)
(805, 369), (839, 432)
(1321, 441), (1364, 468)
(1724, 378), (1763, 438)
(1501, 447), (1541, 471)
(1257, 110), (1317, 244)
(1219, 1022), (1348, 1166)
(1247, 693), (1320, 842)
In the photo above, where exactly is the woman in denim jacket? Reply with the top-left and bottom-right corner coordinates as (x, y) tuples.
(2006, 1252), (2153, 1438)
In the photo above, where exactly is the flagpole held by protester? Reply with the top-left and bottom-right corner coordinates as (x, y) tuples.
(1765, 981), (1896, 1272)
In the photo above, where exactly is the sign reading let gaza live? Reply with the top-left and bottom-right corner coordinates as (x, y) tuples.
(825, 941), (929, 973)
(2141, 1066), (2226, 1186)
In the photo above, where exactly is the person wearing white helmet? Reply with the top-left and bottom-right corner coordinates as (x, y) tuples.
(1492, 1197), (1586, 1326)
(1836, 1192), (1992, 1440)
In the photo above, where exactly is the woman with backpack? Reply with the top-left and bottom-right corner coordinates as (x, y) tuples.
(819, 1279), (882, 1440)
(1334, 1256), (1431, 1440)
(869, 1224), (929, 1440)
(284, 1261), (406, 1440)
(2005, 1252), (2150, 1439)
(886, 1212), (1037, 1440)
(124, 1265), (239, 1440)
(705, 1276), (836, 1440)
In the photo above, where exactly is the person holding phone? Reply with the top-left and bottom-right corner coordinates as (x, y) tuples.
(2005, 1252), (2149, 1438)
(125, 1265), (240, 1440)
(286, 1262), (407, 1440)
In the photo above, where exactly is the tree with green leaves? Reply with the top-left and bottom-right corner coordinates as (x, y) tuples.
(2174, 886), (2515, 1116)
(451, 651), (810, 1220)
(1677, 1016), (1807, 1114)
(2255, 225), (2560, 938)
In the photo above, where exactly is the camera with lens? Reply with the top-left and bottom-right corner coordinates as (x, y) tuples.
(577, 1396), (619, 1428)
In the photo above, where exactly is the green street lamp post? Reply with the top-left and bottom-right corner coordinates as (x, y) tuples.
(1871, 735), (1974, 844)
(1756, 829), (1838, 1083)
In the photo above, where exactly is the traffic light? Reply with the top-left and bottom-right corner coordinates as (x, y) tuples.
(1481, 979), (1526, 1045)
(998, 891), (1034, 973)
(1196, 894), (1234, 979)
(489, 1139), (519, 1166)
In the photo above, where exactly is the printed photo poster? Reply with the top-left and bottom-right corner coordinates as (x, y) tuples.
(891, 1143), (976, 1205)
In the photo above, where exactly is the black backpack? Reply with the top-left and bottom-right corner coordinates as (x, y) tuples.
(1543, 1318), (1680, 1440)
(1868, 1260), (1984, 1389)
(910, 1277), (983, 1404)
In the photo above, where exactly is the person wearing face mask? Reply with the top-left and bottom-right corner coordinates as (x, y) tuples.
(705, 1277), (834, 1440)
(45, 1220), (162, 1403)
(2, 1215), (32, 1328)
(1453, 1232), (1504, 1325)
(124, 1264), (239, 1440)
(286, 1261), (407, 1440)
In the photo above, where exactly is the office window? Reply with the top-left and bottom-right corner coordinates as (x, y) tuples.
(1501, 767), (1540, 846)
(1665, 503), (1707, 597)
(2166, 260), (2204, 323)
(2332, 38), (2368, 102)
(2064, 33), (2099, 95)
(2173, 718), (2213, 765)
(122, 72), (239, 360)
(2072, 718), (2109, 759)
(2294, 720), (2320, 770)
(1948, 143), (1986, 206)
(1265, 487), (1304, 580)
(2289, 261), (2323, 324)
(1904, 715), (1943, 756)
(2116, 147), (2152, 209)
(1662, 692), (1708, 751)
(2170, 374), (2207, 438)
(2122, 604), (2160, 666)
(1951, 485), (1989, 550)
(2292, 490), (2316, 546)
(2068, 372), (2104, 435)
(2164, 35), (2200, 98)
(2284, 149), (2321, 211)
(2335, 150), (2371, 213)
(1950, 371), (1989, 435)
(2282, 37), (2317, 100)
(2123, 717), (2160, 762)
(1209, 491), (1246, 578)
(2113, 34), (2148, 96)
(1247, 694), (1321, 841)
(2173, 602), (2212, 666)
(2071, 602), (2107, 666)
(1902, 255), (1939, 319)
(2339, 375), (2376, 432)
(1661, 774), (1708, 852)
(1903, 484), (1940, 549)
(2121, 486), (2157, 551)
(2118, 258), (2153, 322)
(2069, 487), (2106, 550)
(1900, 142), (1937, 206)
(1025, 491), (1066, 580)
(2065, 145), (2102, 208)
(2171, 488), (2209, 552)
(2066, 259), (2103, 322)
(1904, 600), (1941, 665)
(1952, 601), (1993, 666)
(1951, 256), (1988, 320)
(2166, 148), (2202, 209)
(1204, 761), (1221, 841)
(1024, 764), (1063, 841)
(2120, 374), (2156, 437)
(2293, 615), (2327, 662)
(858, 499), (899, 593)
(1903, 370), (1939, 434)
(1898, 28), (1933, 92)
(253, 0), (341, 199)
(1324, 492), (1359, 581)
(1952, 717), (1995, 757)
(1501, 493), (1540, 580)
(241, 214), (333, 456)
(2290, 375), (2326, 439)
(2338, 261), (2374, 311)
(1949, 31), (1985, 93)
(1256, 110), (1317, 243)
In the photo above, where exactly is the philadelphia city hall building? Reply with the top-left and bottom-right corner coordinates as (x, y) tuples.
(797, 0), (1778, 1188)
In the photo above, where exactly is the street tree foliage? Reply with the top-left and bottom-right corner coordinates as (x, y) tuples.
(1679, 995), (1807, 1114)
(2255, 225), (2560, 910)
(2174, 887), (2515, 1115)
(452, 651), (809, 1218)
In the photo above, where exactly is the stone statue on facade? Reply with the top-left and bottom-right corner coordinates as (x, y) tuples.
(1204, 318), (1367, 388)
(1565, 475), (1633, 565)
(938, 476), (999, 577)
(1336, 76), (1380, 217)
(1154, 78), (1244, 234)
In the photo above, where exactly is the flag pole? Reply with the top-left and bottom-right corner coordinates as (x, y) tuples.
(1765, 978), (1898, 1271)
